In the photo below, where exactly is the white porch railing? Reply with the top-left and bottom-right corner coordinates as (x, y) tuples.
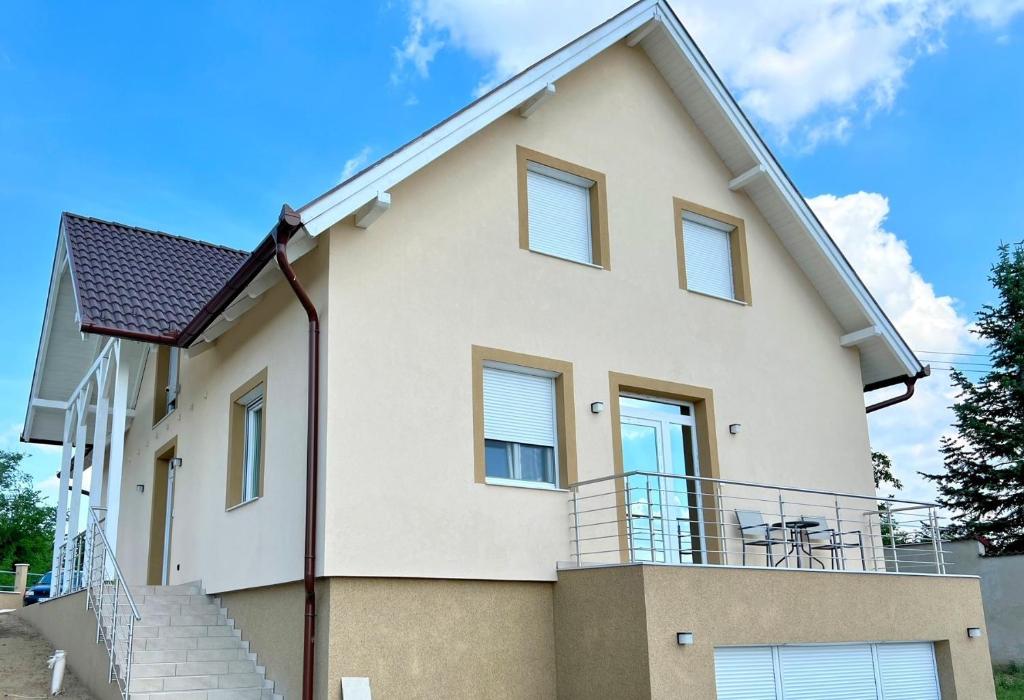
(568, 471), (951, 574)
(51, 337), (130, 598)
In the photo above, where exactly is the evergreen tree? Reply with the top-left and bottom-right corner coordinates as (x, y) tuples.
(923, 243), (1024, 554)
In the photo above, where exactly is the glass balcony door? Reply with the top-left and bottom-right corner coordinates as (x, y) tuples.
(620, 396), (705, 564)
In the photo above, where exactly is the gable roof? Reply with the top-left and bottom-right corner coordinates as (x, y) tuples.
(62, 212), (249, 343)
(291, 0), (924, 387)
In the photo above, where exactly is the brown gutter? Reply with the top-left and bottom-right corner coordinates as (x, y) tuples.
(864, 367), (930, 413)
(272, 204), (320, 700)
(175, 234), (279, 347)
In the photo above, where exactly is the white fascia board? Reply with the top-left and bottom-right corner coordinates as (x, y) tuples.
(23, 231), (71, 440)
(298, 0), (659, 236)
(655, 3), (922, 377)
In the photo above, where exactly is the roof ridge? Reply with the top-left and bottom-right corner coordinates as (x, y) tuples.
(62, 211), (250, 257)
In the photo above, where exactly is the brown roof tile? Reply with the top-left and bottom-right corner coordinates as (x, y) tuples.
(62, 212), (250, 342)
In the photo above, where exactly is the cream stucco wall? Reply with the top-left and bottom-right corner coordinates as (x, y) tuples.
(322, 41), (873, 581)
(114, 241), (329, 593)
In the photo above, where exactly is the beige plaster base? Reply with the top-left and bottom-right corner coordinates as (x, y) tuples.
(554, 564), (995, 700)
(319, 576), (557, 700)
(17, 591), (121, 700)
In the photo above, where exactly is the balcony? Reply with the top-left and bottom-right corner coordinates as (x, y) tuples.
(566, 471), (951, 575)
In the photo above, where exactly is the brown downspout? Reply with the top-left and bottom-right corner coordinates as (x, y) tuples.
(864, 366), (930, 413)
(272, 204), (320, 700)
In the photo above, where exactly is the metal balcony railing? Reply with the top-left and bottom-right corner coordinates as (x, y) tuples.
(568, 471), (951, 575)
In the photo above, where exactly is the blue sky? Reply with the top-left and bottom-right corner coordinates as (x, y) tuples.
(1, 1), (1022, 501)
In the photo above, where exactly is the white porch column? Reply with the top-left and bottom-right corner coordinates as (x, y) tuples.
(50, 409), (75, 597)
(104, 342), (129, 556)
(88, 359), (110, 514)
(62, 391), (90, 593)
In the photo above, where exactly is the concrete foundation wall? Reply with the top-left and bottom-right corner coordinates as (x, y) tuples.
(554, 565), (995, 700)
(17, 591), (121, 700)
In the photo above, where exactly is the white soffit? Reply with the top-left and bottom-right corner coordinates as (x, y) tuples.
(296, 0), (922, 386)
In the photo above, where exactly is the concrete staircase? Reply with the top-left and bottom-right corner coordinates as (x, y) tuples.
(126, 582), (281, 700)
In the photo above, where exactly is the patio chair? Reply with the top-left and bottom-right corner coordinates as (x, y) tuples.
(801, 515), (866, 570)
(735, 510), (790, 567)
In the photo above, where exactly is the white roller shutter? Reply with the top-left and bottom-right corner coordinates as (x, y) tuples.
(779, 644), (878, 700)
(876, 643), (940, 700)
(714, 647), (778, 700)
(527, 164), (593, 264)
(483, 366), (556, 447)
(683, 214), (735, 299)
(714, 642), (939, 700)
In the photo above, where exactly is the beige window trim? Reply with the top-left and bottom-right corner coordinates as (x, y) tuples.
(472, 345), (578, 488)
(607, 372), (723, 564)
(152, 345), (178, 426)
(674, 197), (752, 304)
(516, 145), (611, 270)
(226, 368), (268, 510)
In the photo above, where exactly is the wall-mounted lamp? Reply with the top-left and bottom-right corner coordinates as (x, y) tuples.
(729, 424), (742, 435)
(136, 484), (145, 494)
(676, 632), (694, 646)
(591, 402), (605, 414)
(169, 457), (183, 469)
(967, 627), (983, 639)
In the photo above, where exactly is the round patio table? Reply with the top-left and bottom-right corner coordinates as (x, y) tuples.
(770, 519), (820, 569)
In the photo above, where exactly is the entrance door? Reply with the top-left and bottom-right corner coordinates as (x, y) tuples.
(148, 443), (177, 585)
(619, 396), (704, 564)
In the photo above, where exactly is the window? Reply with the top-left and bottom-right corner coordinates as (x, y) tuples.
(517, 146), (610, 269)
(473, 346), (577, 489)
(674, 198), (751, 304)
(226, 369), (267, 509)
(483, 365), (558, 486)
(239, 386), (264, 502)
(152, 345), (180, 424)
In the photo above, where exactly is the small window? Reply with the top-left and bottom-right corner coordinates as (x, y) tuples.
(153, 345), (180, 425)
(483, 365), (558, 487)
(517, 146), (609, 269)
(239, 386), (264, 502)
(227, 370), (267, 509)
(674, 199), (751, 304)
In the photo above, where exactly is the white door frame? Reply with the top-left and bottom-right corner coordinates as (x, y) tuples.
(620, 396), (706, 563)
(160, 459), (177, 585)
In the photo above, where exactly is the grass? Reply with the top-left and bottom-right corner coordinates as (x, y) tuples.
(996, 665), (1024, 700)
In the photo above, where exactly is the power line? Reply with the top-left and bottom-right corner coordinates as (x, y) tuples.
(915, 349), (991, 358)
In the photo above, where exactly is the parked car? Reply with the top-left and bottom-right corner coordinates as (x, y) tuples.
(23, 572), (51, 606)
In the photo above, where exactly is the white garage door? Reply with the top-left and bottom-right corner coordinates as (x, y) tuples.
(714, 642), (940, 700)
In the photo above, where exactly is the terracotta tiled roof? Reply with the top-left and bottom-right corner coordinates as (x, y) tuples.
(62, 212), (250, 342)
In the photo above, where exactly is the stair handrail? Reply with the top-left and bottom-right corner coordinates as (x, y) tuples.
(85, 506), (140, 698)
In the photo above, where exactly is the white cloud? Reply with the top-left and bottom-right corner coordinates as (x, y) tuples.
(340, 146), (373, 182)
(393, 0), (1023, 148)
(809, 192), (981, 503)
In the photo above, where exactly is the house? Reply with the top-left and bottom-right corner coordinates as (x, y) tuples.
(18, 1), (995, 698)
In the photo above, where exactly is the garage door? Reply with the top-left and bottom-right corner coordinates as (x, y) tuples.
(714, 642), (939, 700)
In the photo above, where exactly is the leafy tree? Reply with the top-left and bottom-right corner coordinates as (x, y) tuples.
(0, 450), (55, 574)
(872, 450), (904, 491)
(923, 243), (1024, 554)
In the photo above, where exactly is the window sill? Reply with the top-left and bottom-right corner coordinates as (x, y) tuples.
(484, 478), (568, 493)
(225, 496), (261, 512)
(684, 288), (749, 306)
(152, 408), (177, 430)
(527, 248), (606, 270)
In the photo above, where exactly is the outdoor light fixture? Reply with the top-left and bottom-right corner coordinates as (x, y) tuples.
(591, 401), (605, 414)
(967, 627), (983, 639)
(136, 484), (145, 493)
(729, 423), (742, 434)
(676, 632), (694, 646)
